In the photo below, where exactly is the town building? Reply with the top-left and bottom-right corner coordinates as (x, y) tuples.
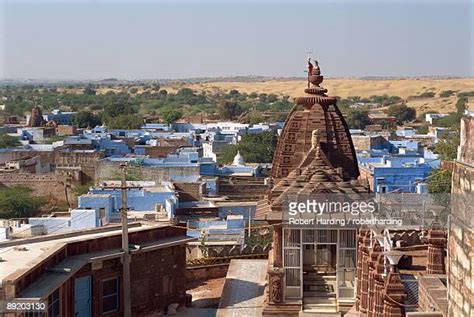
(0, 223), (194, 316)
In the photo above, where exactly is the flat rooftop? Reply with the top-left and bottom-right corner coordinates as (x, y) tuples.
(0, 222), (170, 284)
(216, 259), (267, 317)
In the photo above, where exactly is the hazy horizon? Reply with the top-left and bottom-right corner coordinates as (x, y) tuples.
(1, 0), (473, 80)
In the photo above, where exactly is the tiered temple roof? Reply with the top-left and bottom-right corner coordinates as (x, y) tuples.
(271, 60), (359, 181)
(256, 60), (368, 221)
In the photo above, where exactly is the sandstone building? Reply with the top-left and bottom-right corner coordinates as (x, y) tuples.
(448, 113), (473, 316)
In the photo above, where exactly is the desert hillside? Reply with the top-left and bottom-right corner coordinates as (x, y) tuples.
(165, 78), (473, 114)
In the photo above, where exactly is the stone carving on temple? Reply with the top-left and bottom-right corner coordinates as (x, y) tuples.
(426, 223), (447, 274)
(268, 268), (284, 304)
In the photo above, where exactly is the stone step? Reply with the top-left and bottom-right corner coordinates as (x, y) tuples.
(303, 297), (337, 305)
(306, 285), (333, 292)
(299, 311), (341, 317)
(303, 280), (328, 287)
(304, 284), (327, 290)
(302, 305), (338, 313)
(303, 291), (336, 297)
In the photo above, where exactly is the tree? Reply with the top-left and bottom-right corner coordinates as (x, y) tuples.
(161, 109), (183, 124)
(107, 114), (143, 130)
(0, 186), (45, 218)
(219, 131), (277, 164)
(73, 111), (102, 128)
(218, 101), (242, 120)
(0, 133), (21, 148)
(427, 169), (452, 208)
(345, 110), (370, 129)
(416, 126), (429, 134)
(83, 84), (96, 96)
(434, 133), (460, 161)
(176, 88), (194, 98)
(387, 104), (416, 124)
(267, 94), (278, 103)
(103, 94), (135, 118)
(246, 112), (265, 125)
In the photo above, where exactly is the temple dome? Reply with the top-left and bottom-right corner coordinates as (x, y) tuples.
(232, 151), (245, 166)
(271, 59), (359, 181)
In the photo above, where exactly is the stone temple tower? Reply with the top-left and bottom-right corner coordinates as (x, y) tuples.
(271, 59), (359, 181)
(257, 59), (368, 315)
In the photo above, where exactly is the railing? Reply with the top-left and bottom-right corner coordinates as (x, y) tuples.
(187, 253), (268, 267)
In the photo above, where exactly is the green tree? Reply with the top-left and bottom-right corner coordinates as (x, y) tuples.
(219, 131), (277, 164)
(246, 112), (265, 125)
(219, 145), (239, 164)
(107, 114), (143, 130)
(83, 84), (96, 96)
(0, 133), (21, 148)
(267, 94), (278, 103)
(103, 94), (135, 118)
(161, 109), (183, 124)
(345, 110), (370, 129)
(427, 169), (452, 207)
(0, 186), (45, 218)
(218, 101), (242, 120)
(73, 111), (102, 128)
(416, 126), (429, 134)
(176, 88), (194, 98)
(434, 133), (460, 161)
(387, 104), (416, 124)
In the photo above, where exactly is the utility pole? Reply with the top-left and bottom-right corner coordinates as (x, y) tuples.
(120, 163), (132, 317)
(101, 164), (143, 317)
(248, 207), (252, 238)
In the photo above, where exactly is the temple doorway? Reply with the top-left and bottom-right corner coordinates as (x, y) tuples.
(283, 228), (357, 305)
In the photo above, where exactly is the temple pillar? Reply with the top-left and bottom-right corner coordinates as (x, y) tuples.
(360, 230), (371, 316)
(383, 268), (407, 317)
(355, 228), (367, 311)
(374, 254), (386, 317)
(272, 223), (283, 268)
(426, 224), (446, 274)
(268, 267), (285, 304)
(367, 242), (382, 317)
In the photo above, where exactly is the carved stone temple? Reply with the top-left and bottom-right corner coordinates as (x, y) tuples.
(256, 59), (368, 315)
(255, 59), (439, 316)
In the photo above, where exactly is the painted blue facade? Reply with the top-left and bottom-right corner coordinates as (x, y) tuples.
(86, 186), (178, 219)
(78, 194), (117, 222)
(359, 155), (437, 193)
(43, 110), (77, 125)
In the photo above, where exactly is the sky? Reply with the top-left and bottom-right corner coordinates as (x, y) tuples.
(0, 0), (472, 79)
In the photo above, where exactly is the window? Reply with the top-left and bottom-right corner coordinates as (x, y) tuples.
(48, 288), (61, 317)
(102, 277), (120, 314)
(162, 275), (174, 296)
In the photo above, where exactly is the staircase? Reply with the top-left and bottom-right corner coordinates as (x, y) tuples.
(301, 271), (340, 316)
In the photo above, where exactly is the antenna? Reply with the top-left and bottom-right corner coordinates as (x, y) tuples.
(306, 49), (313, 61)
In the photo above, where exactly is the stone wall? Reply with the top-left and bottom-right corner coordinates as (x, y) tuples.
(418, 275), (448, 314)
(96, 160), (200, 183)
(0, 169), (82, 202)
(448, 114), (473, 317)
(351, 135), (389, 152)
(173, 182), (203, 202)
(55, 150), (103, 182)
(186, 263), (229, 283)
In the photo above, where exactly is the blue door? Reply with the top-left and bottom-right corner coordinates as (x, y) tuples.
(74, 276), (92, 317)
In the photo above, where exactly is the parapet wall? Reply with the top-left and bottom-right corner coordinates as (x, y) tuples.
(96, 160), (200, 183)
(0, 169), (82, 202)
